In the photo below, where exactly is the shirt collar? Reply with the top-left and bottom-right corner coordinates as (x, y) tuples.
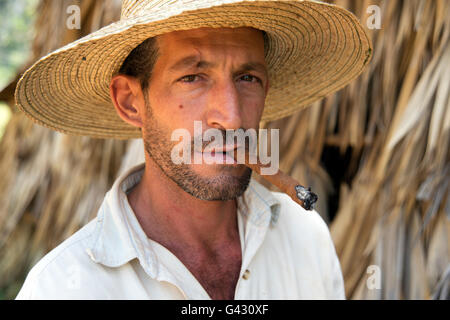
(85, 162), (280, 276)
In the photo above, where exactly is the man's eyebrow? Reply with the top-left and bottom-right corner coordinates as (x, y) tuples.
(168, 55), (215, 72)
(236, 62), (268, 78)
(168, 55), (268, 78)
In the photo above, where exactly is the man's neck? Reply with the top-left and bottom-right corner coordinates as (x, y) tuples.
(126, 155), (240, 253)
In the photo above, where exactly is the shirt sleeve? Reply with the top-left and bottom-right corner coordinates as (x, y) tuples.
(15, 271), (37, 299)
(309, 208), (346, 299)
(327, 233), (346, 299)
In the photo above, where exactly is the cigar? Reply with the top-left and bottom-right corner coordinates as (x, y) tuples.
(232, 149), (318, 211)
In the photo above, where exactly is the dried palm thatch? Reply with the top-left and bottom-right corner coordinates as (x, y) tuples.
(0, 0), (448, 299)
(0, 0), (125, 299)
(325, 0), (450, 299)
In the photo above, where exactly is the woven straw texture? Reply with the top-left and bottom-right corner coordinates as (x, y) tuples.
(15, 0), (372, 139)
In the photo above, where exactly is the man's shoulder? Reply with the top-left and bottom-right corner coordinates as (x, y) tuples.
(271, 190), (329, 236)
(31, 218), (97, 274)
(267, 190), (337, 258)
(247, 178), (328, 235)
(267, 191), (346, 299)
(16, 219), (98, 299)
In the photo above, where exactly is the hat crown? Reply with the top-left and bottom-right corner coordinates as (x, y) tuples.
(16, 0), (372, 139)
(120, 0), (189, 19)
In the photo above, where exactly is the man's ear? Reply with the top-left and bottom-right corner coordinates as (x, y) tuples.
(110, 74), (144, 128)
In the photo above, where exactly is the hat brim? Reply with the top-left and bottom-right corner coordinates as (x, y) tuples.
(15, 0), (372, 139)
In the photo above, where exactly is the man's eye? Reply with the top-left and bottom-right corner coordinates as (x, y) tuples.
(179, 75), (199, 83)
(240, 74), (261, 83)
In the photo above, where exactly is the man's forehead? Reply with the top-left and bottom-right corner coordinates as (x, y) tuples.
(157, 26), (264, 43)
(154, 27), (267, 70)
(155, 27), (265, 56)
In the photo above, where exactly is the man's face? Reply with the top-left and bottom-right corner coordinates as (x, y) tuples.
(141, 27), (269, 200)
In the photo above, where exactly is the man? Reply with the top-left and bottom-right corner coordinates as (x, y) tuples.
(15, 0), (371, 299)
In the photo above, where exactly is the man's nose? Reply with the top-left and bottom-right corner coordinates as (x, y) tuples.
(205, 79), (242, 131)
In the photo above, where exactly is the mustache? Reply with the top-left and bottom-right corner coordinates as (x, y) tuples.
(191, 128), (257, 152)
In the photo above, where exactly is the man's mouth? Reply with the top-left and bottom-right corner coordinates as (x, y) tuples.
(201, 151), (235, 164)
(194, 145), (242, 164)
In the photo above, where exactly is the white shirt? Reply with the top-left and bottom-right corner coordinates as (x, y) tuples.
(16, 162), (345, 299)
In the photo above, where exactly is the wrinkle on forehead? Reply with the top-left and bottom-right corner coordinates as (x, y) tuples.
(155, 27), (266, 72)
(157, 27), (265, 56)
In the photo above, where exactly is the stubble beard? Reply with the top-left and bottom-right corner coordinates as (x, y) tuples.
(142, 95), (252, 201)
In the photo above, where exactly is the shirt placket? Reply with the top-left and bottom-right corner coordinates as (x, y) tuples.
(148, 240), (212, 299)
(234, 206), (271, 299)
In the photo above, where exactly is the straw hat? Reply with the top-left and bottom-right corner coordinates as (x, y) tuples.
(15, 0), (372, 139)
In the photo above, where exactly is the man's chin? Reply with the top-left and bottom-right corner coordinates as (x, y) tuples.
(190, 162), (247, 176)
(174, 166), (252, 201)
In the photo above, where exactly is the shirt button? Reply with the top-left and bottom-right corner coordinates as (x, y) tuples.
(242, 269), (250, 280)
